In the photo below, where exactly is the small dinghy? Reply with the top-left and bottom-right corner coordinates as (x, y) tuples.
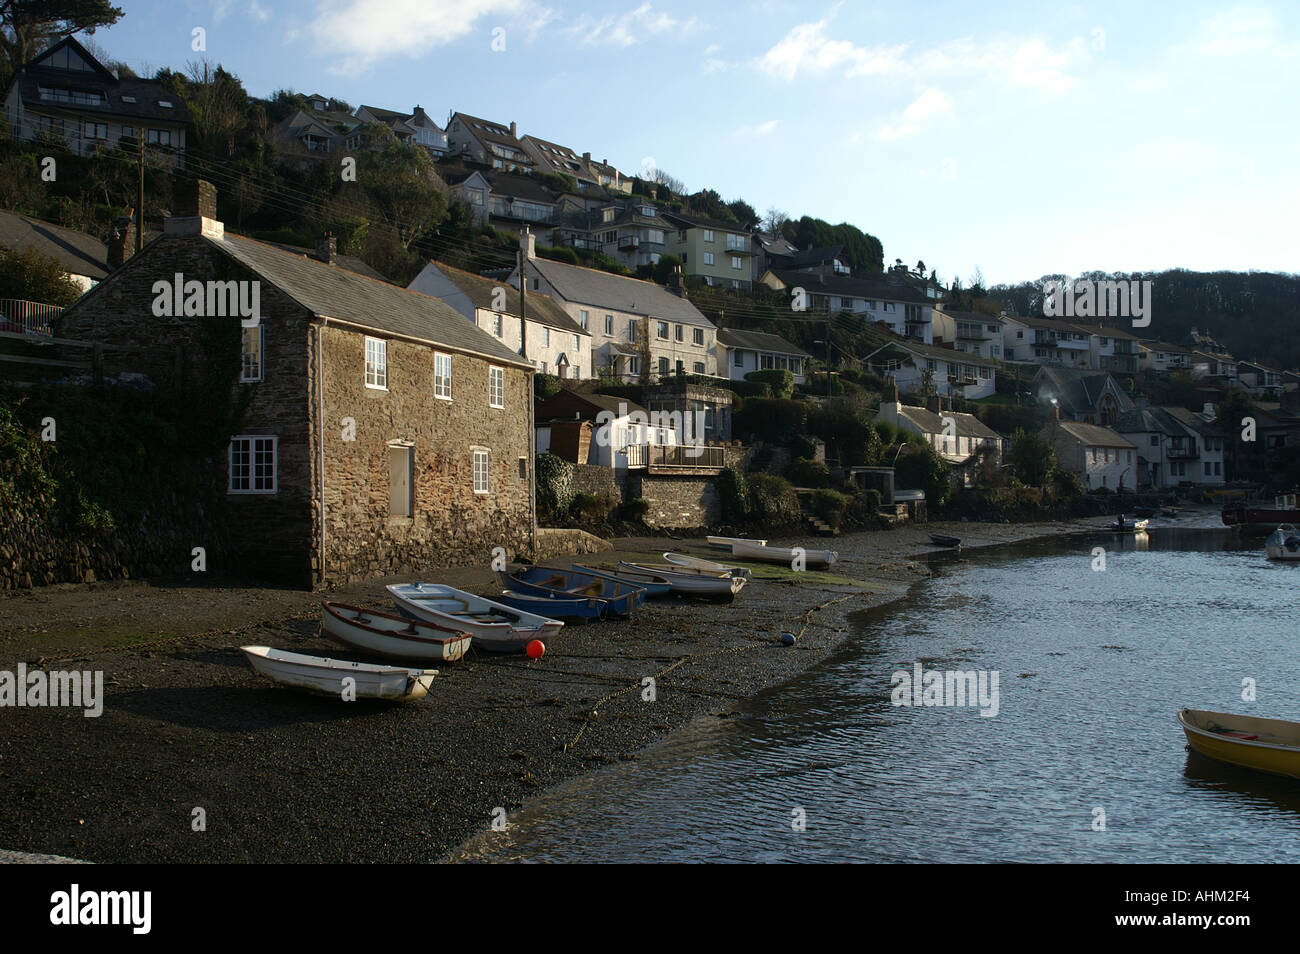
(706, 535), (765, 550)
(1179, 708), (1300, 780)
(928, 533), (961, 548)
(497, 566), (645, 618)
(662, 552), (752, 580)
(241, 646), (436, 700)
(573, 564), (674, 597)
(729, 538), (838, 567)
(619, 561), (746, 597)
(387, 583), (562, 652)
(1265, 524), (1300, 560)
(321, 601), (472, 663)
(495, 589), (608, 620)
(1109, 515), (1150, 532)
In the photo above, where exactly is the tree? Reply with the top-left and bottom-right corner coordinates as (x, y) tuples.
(0, 1), (124, 88)
(762, 207), (789, 235)
(727, 198), (758, 230)
(650, 254), (682, 285)
(0, 244), (83, 306)
(895, 443), (951, 506)
(1007, 428), (1056, 487)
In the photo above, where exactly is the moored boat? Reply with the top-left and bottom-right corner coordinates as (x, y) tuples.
(729, 538), (838, 567)
(662, 551), (752, 580)
(928, 533), (961, 548)
(618, 561), (746, 597)
(1109, 516), (1150, 532)
(495, 589), (607, 620)
(1222, 492), (1299, 528)
(321, 601), (472, 663)
(240, 645), (436, 700)
(497, 566), (645, 617)
(573, 564), (674, 597)
(1179, 708), (1300, 780)
(1265, 524), (1300, 560)
(387, 583), (563, 652)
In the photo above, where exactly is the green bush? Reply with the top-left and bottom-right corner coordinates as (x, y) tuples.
(786, 457), (831, 487)
(733, 398), (806, 443)
(727, 380), (772, 400)
(895, 443), (952, 507)
(620, 497), (650, 521)
(846, 488), (883, 526)
(714, 466), (750, 520)
(569, 492), (615, 524)
(787, 434), (819, 459)
(534, 373), (564, 400)
(537, 245), (580, 265)
(812, 489), (851, 529)
(807, 400), (881, 466)
(535, 453), (574, 522)
(745, 368), (795, 399)
(1052, 468), (1085, 498)
(747, 472), (801, 521)
(804, 372), (845, 396)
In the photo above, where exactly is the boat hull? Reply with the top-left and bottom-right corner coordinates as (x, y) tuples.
(706, 535), (766, 550)
(662, 552), (752, 580)
(241, 646), (436, 700)
(1179, 708), (1300, 780)
(730, 539), (838, 567)
(497, 567), (644, 617)
(619, 562), (746, 597)
(321, 601), (472, 663)
(495, 589), (608, 620)
(1223, 507), (1299, 528)
(572, 564), (674, 597)
(387, 583), (563, 652)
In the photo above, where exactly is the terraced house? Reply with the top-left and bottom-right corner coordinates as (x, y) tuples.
(57, 180), (535, 587)
(445, 112), (533, 172)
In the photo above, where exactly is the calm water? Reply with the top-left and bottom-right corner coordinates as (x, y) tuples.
(456, 528), (1300, 862)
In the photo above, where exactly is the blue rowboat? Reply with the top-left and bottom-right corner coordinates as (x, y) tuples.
(495, 589), (608, 620)
(572, 563), (673, 598)
(496, 566), (645, 618)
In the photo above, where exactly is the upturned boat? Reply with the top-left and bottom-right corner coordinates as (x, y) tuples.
(241, 646), (437, 700)
(662, 552), (752, 580)
(1179, 708), (1300, 780)
(387, 583), (563, 652)
(1265, 524), (1300, 560)
(321, 601), (472, 663)
(497, 566), (645, 617)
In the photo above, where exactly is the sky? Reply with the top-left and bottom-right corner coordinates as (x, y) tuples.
(90, 0), (1300, 286)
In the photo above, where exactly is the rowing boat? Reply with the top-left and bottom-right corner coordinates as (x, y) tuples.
(1109, 517), (1150, 532)
(662, 552), (752, 580)
(497, 566), (645, 617)
(494, 589), (608, 620)
(928, 534), (961, 548)
(241, 646), (436, 700)
(1178, 708), (1300, 780)
(321, 601), (472, 663)
(618, 561), (746, 597)
(387, 583), (563, 652)
(706, 535), (765, 550)
(572, 564), (674, 597)
(729, 538), (838, 567)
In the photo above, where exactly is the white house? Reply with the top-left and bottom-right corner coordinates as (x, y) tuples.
(757, 270), (934, 343)
(932, 307), (1004, 359)
(875, 398), (1004, 483)
(534, 389), (679, 470)
(716, 328), (810, 384)
(865, 338), (998, 400)
(1050, 421), (1138, 491)
(408, 259), (592, 380)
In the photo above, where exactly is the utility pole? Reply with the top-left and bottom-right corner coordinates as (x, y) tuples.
(136, 136), (144, 254)
(827, 318), (832, 398)
(518, 238), (528, 362)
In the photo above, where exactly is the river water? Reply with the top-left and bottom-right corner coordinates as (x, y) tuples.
(456, 526), (1300, 862)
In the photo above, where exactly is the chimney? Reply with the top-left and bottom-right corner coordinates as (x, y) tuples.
(670, 265), (687, 298)
(107, 211), (135, 269)
(509, 121), (517, 138)
(521, 226), (535, 260)
(164, 178), (223, 238)
(927, 394), (942, 414)
(583, 151), (591, 161)
(316, 231), (337, 264)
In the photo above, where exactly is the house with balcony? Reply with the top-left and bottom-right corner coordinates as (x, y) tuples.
(864, 338), (997, 399)
(445, 112), (534, 172)
(1237, 360), (1285, 399)
(4, 35), (188, 160)
(932, 307), (1003, 358)
(661, 211), (755, 290)
(1049, 420), (1138, 491)
(1137, 340), (1194, 374)
(1086, 325), (1140, 374)
(519, 135), (601, 190)
(511, 234), (717, 382)
(1113, 404), (1225, 488)
(354, 104), (448, 157)
(716, 328), (810, 385)
(767, 244), (852, 278)
(535, 389), (679, 470)
(758, 270), (934, 343)
(1034, 366), (1133, 426)
(272, 102), (363, 161)
(584, 155), (633, 194)
(481, 171), (558, 243)
(407, 259), (591, 379)
(585, 202), (670, 270)
(1001, 316), (1094, 368)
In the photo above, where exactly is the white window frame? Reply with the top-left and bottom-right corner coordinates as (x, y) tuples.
(489, 366), (505, 408)
(703, 252), (715, 266)
(604, 314), (613, 336)
(228, 435), (278, 494)
(365, 336), (387, 390)
(240, 324), (264, 383)
(434, 352), (453, 400)
(472, 447), (490, 495)
(693, 328), (704, 346)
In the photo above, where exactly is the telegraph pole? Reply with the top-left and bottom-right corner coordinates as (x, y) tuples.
(136, 136), (144, 254)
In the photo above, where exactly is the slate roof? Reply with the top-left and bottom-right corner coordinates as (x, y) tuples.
(1164, 405), (1225, 437)
(0, 209), (107, 279)
(660, 209), (747, 234)
(537, 389), (649, 420)
(423, 261), (586, 335)
(452, 112), (531, 156)
(485, 171), (557, 205)
(890, 403), (1001, 440)
(865, 336), (997, 368)
(527, 257), (714, 327)
(768, 269), (931, 304)
(1057, 421), (1135, 448)
(716, 327), (810, 357)
(786, 245), (849, 269)
(1035, 366), (1134, 415)
(209, 233), (531, 368)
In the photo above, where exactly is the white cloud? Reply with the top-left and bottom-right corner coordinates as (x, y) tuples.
(306, 0), (534, 73)
(902, 88), (952, 122)
(247, 0), (271, 23)
(567, 2), (696, 47)
(1191, 7), (1277, 56)
(875, 123), (919, 141)
(735, 119), (779, 137)
(758, 18), (905, 81)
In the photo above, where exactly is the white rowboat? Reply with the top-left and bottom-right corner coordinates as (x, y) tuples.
(729, 539), (838, 567)
(240, 646), (436, 700)
(619, 561), (746, 597)
(387, 583), (563, 652)
(707, 535), (766, 550)
(321, 601), (472, 663)
(662, 552), (752, 580)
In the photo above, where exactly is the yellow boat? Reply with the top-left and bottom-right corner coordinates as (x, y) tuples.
(1179, 708), (1300, 780)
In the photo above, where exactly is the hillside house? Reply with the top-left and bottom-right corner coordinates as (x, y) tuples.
(1049, 421), (1138, 491)
(716, 328), (810, 384)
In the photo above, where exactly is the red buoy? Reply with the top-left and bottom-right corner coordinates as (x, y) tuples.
(525, 639), (546, 659)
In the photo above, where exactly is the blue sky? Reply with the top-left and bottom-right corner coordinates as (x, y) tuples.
(93, 1), (1298, 286)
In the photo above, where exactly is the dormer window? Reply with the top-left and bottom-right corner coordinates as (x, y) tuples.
(641, 206), (655, 216)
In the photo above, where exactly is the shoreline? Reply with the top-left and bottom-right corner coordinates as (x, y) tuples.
(0, 514), (1210, 863)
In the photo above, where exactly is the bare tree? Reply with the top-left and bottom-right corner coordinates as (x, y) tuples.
(762, 207), (790, 234)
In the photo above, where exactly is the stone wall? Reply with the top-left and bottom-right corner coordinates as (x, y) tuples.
(626, 474), (720, 528)
(572, 464), (623, 500)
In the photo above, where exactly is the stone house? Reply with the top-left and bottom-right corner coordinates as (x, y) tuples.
(57, 179), (535, 587)
(1049, 420), (1138, 491)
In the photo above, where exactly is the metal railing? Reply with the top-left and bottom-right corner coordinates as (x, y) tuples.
(647, 444), (724, 469)
(0, 299), (63, 336)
